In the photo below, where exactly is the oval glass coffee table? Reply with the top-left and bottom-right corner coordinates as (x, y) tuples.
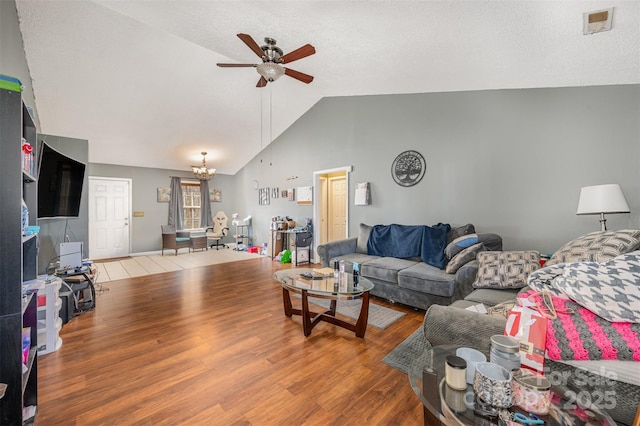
(408, 345), (616, 426)
(274, 268), (374, 338)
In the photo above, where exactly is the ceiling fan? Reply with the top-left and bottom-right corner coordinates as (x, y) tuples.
(217, 33), (315, 88)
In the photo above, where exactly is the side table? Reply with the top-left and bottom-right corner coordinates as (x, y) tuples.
(190, 236), (208, 251)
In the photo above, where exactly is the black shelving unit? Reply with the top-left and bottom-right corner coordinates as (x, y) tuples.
(0, 86), (39, 424)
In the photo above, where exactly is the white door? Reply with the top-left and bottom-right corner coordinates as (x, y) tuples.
(89, 177), (131, 259)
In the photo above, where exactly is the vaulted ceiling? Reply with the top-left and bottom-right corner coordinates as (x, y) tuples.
(16, 1), (640, 175)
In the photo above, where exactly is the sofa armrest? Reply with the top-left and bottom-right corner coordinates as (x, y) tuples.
(452, 259), (479, 300)
(423, 304), (506, 357)
(316, 237), (358, 267)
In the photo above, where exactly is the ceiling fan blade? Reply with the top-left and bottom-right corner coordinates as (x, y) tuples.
(217, 63), (257, 68)
(284, 68), (314, 84)
(237, 33), (265, 58)
(256, 76), (268, 88)
(279, 44), (316, 64)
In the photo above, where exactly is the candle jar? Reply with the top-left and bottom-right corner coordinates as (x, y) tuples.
(490, 335), (521, 372)
(511, 369), (551, 415)
(445, 355), (467, 391)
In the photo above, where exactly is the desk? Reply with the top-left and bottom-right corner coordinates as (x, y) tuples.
(270, 229), (313, 265)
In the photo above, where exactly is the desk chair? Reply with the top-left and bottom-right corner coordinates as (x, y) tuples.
(161, 225), (191, 255)
(206, 211), (229, 250)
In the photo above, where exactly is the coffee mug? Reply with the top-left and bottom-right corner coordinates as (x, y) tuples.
(473, 362), (513, 408)
(456, 347), (486, 385)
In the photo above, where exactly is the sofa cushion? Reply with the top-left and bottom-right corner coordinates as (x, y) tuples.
(445, 242), (486, 274)
(331, 253), (380, 273)
(477, 233), (503, 251)
(362, 257), (418, 284)
(473, 251), (540, 289)
(398, 262), (456, 297)
(464, 288), (520, 306)
(356, 223), (372, 254)
(447, 223), (476, 245)
(545, 229), (640, 267)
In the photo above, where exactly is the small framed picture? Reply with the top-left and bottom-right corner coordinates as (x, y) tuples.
(281, 189), (288, 198)
(259, 188), (270, 205)
(210, 188), (222, 202)
(157, 187), (171, 202)
(272, 187), (279, 199)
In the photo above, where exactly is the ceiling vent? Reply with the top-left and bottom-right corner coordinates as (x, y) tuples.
(583, 8), (613, 35)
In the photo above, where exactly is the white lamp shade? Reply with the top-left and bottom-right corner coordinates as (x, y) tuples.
(576, 184), (630, 215)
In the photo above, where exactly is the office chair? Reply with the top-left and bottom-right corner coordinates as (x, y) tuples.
(206, 211), (229, 250)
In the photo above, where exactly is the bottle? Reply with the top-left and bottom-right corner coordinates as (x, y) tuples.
(333, 259), (340, 280)
(353, 262), (360, 287)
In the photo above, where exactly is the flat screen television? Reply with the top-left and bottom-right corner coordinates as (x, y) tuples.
(37, 142), (86, 218)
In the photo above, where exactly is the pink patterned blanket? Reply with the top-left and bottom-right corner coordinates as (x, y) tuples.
(519, 290), (640, 361)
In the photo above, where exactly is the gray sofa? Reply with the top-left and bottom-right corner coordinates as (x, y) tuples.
(316, 223), (502, 310)
(423, 230), (640, 425)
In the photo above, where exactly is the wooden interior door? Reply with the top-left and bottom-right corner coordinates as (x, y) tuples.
(319, 177), (328, 245)
(328, 175), (347, 241)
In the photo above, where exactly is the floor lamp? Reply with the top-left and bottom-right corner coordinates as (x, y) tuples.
(576, 184), (630, 231)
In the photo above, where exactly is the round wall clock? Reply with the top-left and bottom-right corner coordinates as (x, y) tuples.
(391, 150), (426, 187)
(252, 179), (259, 190)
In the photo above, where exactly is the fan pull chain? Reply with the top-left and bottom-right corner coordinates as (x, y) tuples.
(260, 89), (264, 164)
(269, 88), (273, 166)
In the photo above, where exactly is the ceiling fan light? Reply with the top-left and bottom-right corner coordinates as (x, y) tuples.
(256, 63), (285, 82)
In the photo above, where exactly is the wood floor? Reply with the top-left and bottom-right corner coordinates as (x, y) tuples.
(36, 257), (426, 425)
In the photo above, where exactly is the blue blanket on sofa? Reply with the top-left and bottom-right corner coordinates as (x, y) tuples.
(367, 223), (451, 269)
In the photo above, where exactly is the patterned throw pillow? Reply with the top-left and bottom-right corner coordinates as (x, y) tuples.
(473, 251), (541, 289)
(551, 251), (640, 323)
(445, 233), (479, 259)
(545, 230), (640, 267)
(445, 242), (485, 274)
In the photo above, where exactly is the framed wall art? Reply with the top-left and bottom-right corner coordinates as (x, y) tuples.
(259, 188), (270, 205)
(157, 187), (171, 202)
(210, 188), (222, 202)
(272, 187), (279, 199)
(296, 186), (312, 205)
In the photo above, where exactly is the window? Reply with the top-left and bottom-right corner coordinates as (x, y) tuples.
(182, 182), (201, 229)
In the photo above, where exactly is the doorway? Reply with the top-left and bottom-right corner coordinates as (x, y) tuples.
(313, 166), (352, 259)
(88, 177), (132, 260)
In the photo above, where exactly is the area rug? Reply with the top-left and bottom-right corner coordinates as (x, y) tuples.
(297, 296), (406, 330)
(381, 327), (431, 374)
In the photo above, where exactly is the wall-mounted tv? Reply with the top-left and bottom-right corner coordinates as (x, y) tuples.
(37, 142), (86, 219)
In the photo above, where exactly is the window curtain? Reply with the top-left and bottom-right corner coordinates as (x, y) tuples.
(168, 176), (184, 229)
(200, 180), (213, 228)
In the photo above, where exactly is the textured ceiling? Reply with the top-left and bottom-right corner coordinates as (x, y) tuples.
(16, 1), (640, 175)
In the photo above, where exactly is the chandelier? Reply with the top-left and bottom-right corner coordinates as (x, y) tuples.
(192, 151), (216, 180)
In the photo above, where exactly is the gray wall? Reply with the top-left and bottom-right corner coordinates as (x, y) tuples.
(234, 85), (640, 254)
(0, 0), (39, 128)
(88, 163), (236, 254)
(37, 134), (89, 273)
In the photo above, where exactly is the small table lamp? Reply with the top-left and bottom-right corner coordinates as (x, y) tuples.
(576, 184), (630, 231)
